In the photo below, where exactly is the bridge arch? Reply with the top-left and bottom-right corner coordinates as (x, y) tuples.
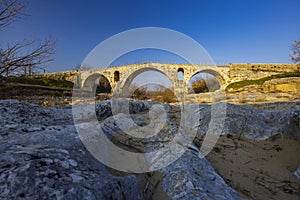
(82, 73), (112, 94)
(115, 66), (176, 96)
(187, 69), (226, 91)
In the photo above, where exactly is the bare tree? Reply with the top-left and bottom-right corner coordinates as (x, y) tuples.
(0, 37), (55, 76)
(290, 39), (300, 64)
(0, 0), (26, 29)
(75, 64), (92, 71)
(0, 0), (56, 76)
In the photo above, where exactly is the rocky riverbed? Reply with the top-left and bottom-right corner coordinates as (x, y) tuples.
(0, 100), (299, 199)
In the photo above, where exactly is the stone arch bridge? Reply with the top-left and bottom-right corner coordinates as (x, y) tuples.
(78, 63), (230, 97)
(38, 63), (299, 100)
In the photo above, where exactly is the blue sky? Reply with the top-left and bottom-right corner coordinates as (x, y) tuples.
(1, 0), (300, 73)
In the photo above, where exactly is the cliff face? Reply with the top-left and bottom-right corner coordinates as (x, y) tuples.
(264, 77), (300, 93)
(226, 77), (300, 104)
(228, 64), (300, 83)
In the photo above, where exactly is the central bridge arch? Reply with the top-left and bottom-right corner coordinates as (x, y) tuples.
(187, 69), (226, 90)
(114, 65), (177, 96)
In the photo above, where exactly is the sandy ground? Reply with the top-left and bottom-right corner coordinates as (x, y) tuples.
(108, 106), (300, 200)
(206, 134), (300, 200)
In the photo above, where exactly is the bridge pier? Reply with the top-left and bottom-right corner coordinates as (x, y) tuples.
(173, 80), (188, 101)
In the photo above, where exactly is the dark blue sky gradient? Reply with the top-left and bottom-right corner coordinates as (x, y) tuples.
(1, 0), (300, 72)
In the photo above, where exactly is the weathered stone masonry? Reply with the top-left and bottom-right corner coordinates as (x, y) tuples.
(37, 63), (300, 102)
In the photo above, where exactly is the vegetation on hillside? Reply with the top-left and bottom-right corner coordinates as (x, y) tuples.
(1, 76), (74, 89)
(226, 72), (300, 90)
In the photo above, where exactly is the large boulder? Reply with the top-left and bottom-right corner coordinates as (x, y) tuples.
(185, 102), (300, 141)
(159, 149), (242, 200)
(283, 109), (300, 139)
(0, 100), (141, 200)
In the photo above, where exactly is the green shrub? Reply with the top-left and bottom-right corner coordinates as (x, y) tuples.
(3, 76), (74, 89)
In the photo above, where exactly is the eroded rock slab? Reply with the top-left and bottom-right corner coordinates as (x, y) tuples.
(0, 100), (141, 200)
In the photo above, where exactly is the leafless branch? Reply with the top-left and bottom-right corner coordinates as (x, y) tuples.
(0, 37), (56, 76)
(0, 1), (56, 76)
(290, 39), (300, 64)
(0, 0), (26, 29)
